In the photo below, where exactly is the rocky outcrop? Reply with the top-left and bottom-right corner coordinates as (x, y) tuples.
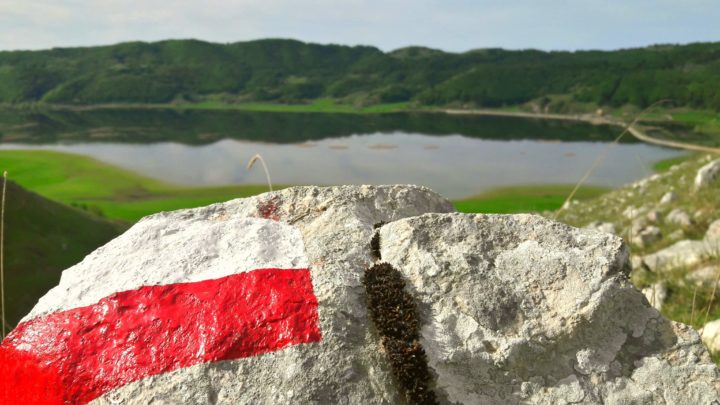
(1, 186), (718, 404)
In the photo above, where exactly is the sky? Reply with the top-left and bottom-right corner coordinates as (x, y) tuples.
(0, 0), (718, 52)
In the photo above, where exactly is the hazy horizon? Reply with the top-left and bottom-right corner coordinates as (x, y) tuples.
(1, 36), (718, 55)
(1, 0), (718, 53)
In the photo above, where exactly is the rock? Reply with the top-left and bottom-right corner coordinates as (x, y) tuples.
(630, 255), (646, 271)
(379, 214), (719, 404)
(641, 283), (668, 311)
(2, 186), (719, 404)
(643, 240), (714, 273)
(706, 219), (720, 241)
(687, 266), (720, 287)
(646, 210), (662, 223)
(695, 159), (720, 190)
(666, 208), (692, 227)
(561, 199), (579, 210)
(622, 205), (645, 219)
(631, 225), (662, 248)
(584, 220), (616, 235)
(2, 185), (454, 404)
(701, 320), (720, 354)
(667, 229), (685, 241)
(632, 173), (662, 190)
(659, 191), (678, 205)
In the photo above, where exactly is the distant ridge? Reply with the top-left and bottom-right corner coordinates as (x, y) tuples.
(0, 38), (718, 110)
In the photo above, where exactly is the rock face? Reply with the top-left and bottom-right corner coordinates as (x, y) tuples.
(695, 159), (720, 190)
(1, 185), (718, 404)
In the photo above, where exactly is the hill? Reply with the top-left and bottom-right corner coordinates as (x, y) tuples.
(0, 180), (122, 328)
(1, 39), (719, 111)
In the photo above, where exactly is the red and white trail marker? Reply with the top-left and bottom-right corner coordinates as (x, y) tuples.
(0, 217), (321, 404)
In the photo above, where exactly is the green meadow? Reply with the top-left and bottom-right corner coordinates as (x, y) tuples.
(176, 98), (412, 114)
(453, 184), (609, 214)
(0, 150), (278, 222)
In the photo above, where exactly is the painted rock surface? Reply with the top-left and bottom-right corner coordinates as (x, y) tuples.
(1, 185), (718, 404)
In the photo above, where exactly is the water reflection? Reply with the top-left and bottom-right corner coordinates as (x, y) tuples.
(0, 132), (684, 199)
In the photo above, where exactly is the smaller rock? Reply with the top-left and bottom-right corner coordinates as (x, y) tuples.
(694, 159), (720, 190)
(659, 191), (678, 205)
(666, 208), (692, 227)
(584, 221), (616, 235)
(643, 240), (713, 273)
(630, 225), (662, 248)
(622, 205), (644, 219)
(646, 210), (662, 223)
(641, 282), (667, 311)
(686, 265), (720, 287)
(667, 229), (685, 241)
(701, 320), (720, 354)
(630, 255), (645, 270)
(706, 219), (720, 241)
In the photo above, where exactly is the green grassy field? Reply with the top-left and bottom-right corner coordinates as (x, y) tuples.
(176, 98), (412, 114)
(453, 185), (609, 214)
(1, 180), (122, 326)
(0, 150), (278, 222)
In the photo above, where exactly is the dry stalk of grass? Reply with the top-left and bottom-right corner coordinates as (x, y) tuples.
(1, 170), (6, 339)
(699, 267), (720, 336)
(554, 99), (671, 220)
(247, 154), (273, 192)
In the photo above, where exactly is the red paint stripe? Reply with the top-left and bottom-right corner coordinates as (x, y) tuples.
(0, 268), (321, 405)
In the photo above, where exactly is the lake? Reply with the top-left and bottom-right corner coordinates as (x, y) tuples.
(0, 108), (685, 198)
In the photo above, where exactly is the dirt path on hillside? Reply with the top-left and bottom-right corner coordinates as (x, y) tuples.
(444, 108), (720, 154)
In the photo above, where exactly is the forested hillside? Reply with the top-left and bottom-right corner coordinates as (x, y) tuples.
(1, 39), (719, 110)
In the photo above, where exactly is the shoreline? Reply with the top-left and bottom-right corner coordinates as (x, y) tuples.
(3, 102), (718, 153)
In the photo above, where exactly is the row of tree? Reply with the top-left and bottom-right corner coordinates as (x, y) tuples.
(1, 39), (718, 110)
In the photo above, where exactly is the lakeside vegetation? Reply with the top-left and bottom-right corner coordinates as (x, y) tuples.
(454, 185), (609, 214)
(1, 39), (719, 113)
(0, 107), (623, 145)
(0, 150), (279, 222)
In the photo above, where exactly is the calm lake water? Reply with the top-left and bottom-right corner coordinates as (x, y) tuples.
(0, 109), (685, 198)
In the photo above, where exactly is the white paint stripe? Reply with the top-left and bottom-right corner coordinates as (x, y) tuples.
(24, 216), (308, 322)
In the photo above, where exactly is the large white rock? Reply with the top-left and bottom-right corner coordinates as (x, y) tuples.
(379, 213), (719, 404)
(695, 159), (720, 190)
(4, 186), (719, 404)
